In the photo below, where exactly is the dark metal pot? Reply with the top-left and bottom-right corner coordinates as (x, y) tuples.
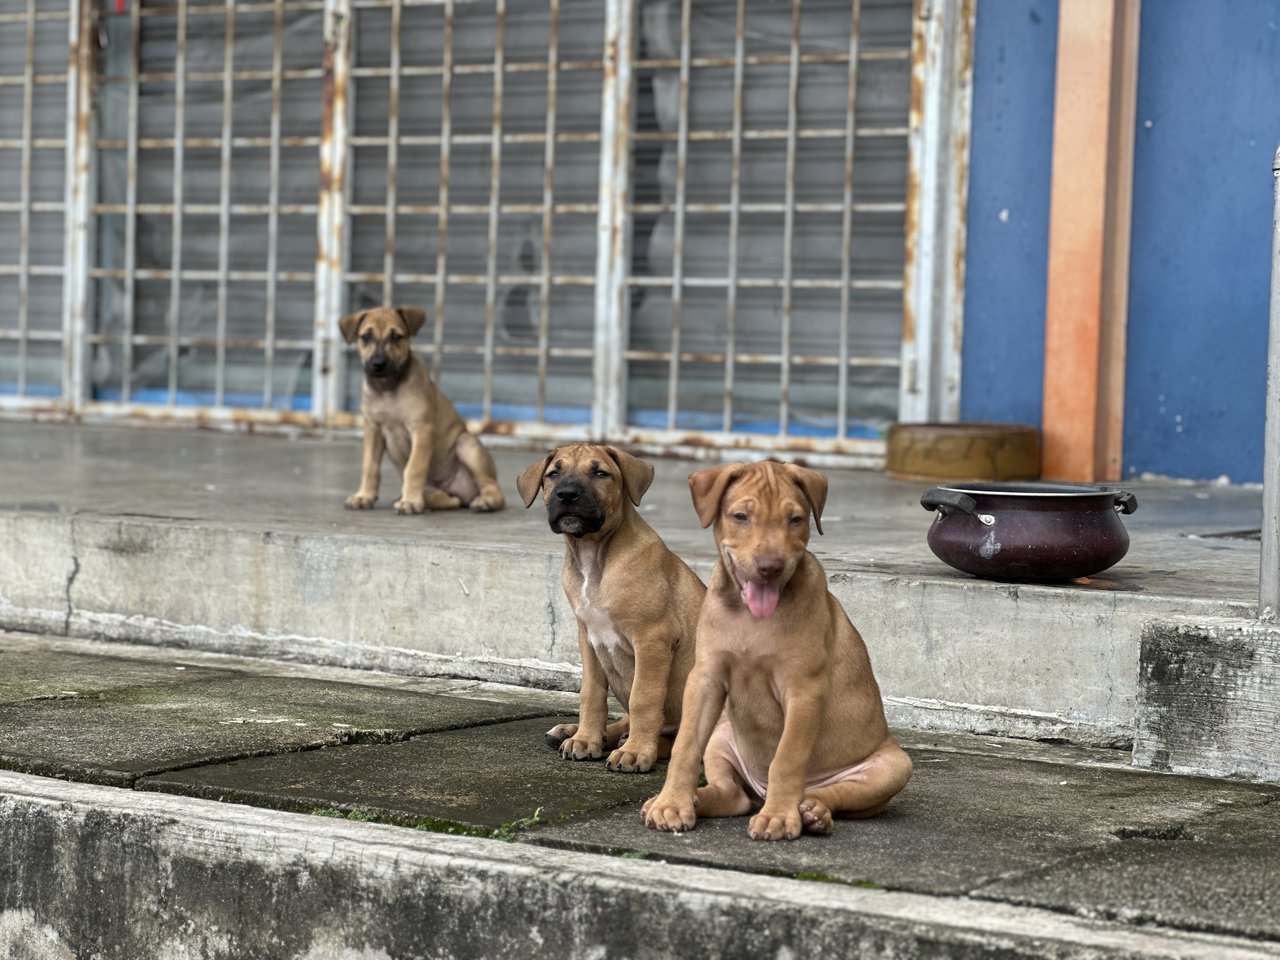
(920, 482), (1138, 582)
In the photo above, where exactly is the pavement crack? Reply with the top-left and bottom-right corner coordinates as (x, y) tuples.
(63, 532), (81, 637)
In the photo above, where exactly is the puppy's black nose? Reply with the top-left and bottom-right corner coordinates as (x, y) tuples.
(554, 483), (582, 504)
(369, 356), (389, 373)
(755, 555), (784, 580)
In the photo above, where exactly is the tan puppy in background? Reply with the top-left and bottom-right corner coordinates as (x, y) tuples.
(340, 306), (504, 514)
(643, 460), (911, 840)
(517, 444), (705, 773)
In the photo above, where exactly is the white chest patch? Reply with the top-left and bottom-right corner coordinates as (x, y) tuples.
(573, 561), (635, 708)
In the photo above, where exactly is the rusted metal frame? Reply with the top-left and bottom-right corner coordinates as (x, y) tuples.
(61, 0), (94, 412)
(9, 0), (39, 399)
(837, 0), (863, 439)
(313, 0), (352, 422)
(534, 0), (560, 421)
(380, 0), (402, 306)
(91, 268), (316, 282)
(165, 0), (190, 405)
(263, 0), (286, 407)
(132, 0), (323, 16)
(481, 0), (506, 421)
(214, 0), (236, 406)
(632, 200), (904, 215)
(0, 202), (65, 214)
(720, 0), (745, 434)
(430, 0), (455, 382)
(619, 426), (883, 467)
(349, 201), (598, 215)
(661, 0), (692, 432)
(121, 0), (141, 402)
(776, 0), (802, 440)
(96, 67), (325, 84)
(348, 58), (604, 79)
(88, 333), (313, 350)
(592, 0), (637, 440)
(636, 126), (908, 142)
(0, 10), (69, 23)
(349, 131), (602, 147)
(1261, 145), (1280, 621)
(95, 202), (319, 215)
(15, 0), (37, 397)
(899, 0), (974, 424)
(627, 348), (898, 368)
(96, 136), (323, 149)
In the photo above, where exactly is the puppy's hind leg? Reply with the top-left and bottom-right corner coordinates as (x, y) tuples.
(694, 725), (754, 819)
(800, 741), (913, 834)
(455, 433), (506, 512)
(422, 486), (463, 510)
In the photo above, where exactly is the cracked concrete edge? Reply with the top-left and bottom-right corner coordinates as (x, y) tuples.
(1, 771), (1276, 960)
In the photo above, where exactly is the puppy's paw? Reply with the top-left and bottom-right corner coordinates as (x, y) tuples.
(559, 735), (604, 761)
(468, 491), (504, 513)
(345, 493), (377, 510)
(544, 722), (577, 748)
(606, 744), (657, 773)
(642, 793), (697, 833)
(393, 496), (426, 515)
(799, 797), (834, 836)
(748, 807), (802, 842)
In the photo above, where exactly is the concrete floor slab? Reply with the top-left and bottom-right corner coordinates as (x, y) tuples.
(141, 716), (665, 831)
(982, 802), (1280, 941)
(0, 422), (1269, 743)
(0, 665), (556, 785)
(528, 747), (1276, 898)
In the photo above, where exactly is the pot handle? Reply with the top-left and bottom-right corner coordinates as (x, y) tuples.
(920, 488), (995, 526)
(1114, 490), (1138, 515)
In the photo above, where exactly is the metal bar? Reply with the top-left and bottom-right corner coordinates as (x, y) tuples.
(314, 0), (352, 422)
(777, 0), (802, 439)
(534, 0), (560, 421)
(430, 0), (455, 383)
(264, 0), (285, 407)
(381, 0), (402, 306)
(122, 0), (141, 402)
(62, 0), (93, 412)
(214, 0), (236, 406)
(94, 136), (323, 149)
(481, 0), (506, 421)
(1261, 145), (1280, 621)
(94, 203), (320, 215)
(721, 0), (745, 433)
(166, 0), (190, 405)
(90, 268), (318, 282)
(837, 0), (863, 439)
(665, 0), (691, 432)
(592, 0), (636, 439)
(16, 0), (36, 397)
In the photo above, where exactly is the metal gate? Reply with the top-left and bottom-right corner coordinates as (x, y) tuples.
(0, 0), (973, 465)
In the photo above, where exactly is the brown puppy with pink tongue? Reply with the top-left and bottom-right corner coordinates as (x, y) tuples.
(642, 460), (911, 841)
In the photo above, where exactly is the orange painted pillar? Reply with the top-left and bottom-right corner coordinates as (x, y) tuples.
(1041, 0), (1140, 482)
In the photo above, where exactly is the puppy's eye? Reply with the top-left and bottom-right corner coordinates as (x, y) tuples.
(592, 470), (611, 479)
(360, 331), (373, 344)
(388, 332), (403, 342)
(789, 515), (805, 526)
(732, 511), (749, 523)
(545, 470), (560, 480)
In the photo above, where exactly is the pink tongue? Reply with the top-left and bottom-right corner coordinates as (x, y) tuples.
(741, 580), (781, 618)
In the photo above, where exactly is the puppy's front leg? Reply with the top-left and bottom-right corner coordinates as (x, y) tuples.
(750, 683), (823, 841)
(394, 423), (434, 515)
(642, 662), (727, 832)
(562, 620), (609, 761)
(346, 421), (385, 509)
(606, 629), (672, 773)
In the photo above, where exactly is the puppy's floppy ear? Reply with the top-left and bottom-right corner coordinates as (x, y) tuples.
(338, 311), (367, 344)
(783, 462), (828, 535)
(606, 446), (655, 506)
(516, 452), (555, 508)
(688, 463), (746, 529)
(395, 306), (427, 338)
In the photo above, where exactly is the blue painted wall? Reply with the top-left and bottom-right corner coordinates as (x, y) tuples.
(1123, 1), (1280, 483)
(959, 0), (1058, 428)
(961, 0), (1280, 482)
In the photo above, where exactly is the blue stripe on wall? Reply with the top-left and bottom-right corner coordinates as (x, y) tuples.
(1123, 0), (1280, 483)
(959, 0), (1059, 429)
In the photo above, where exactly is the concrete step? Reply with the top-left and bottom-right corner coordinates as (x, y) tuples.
(2, 633), (1278, 960)
(0, 423), (1267, 747)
